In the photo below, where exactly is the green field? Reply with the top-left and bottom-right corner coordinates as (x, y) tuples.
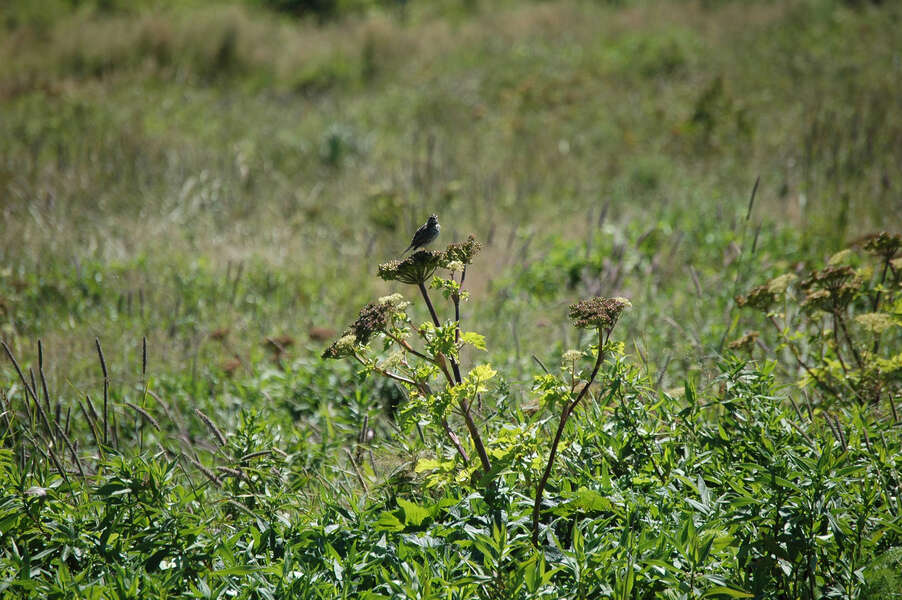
(2, 0), (901, 597)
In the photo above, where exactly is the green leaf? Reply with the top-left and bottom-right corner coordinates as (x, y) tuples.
(397, 498), (430, 527)
(469, 364), (497, 382)
(211, 566), (274, 576)
(460, 331), (487, 351)
(701, 586), (753, 598)
(572, 487), (613, 512)
(374, 511), (405, 532)
(414, 458), (452, 473)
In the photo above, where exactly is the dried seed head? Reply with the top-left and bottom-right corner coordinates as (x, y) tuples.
(728, 331), (760, 352)
(801, 265), (856, 292)
(800, 289), (832, 313)
(832, 283), (859, 309)
(861, 231), (902, 259)
(378, 250), (445, 285)
(442, 235), (481, 266)
(322, 295), (410, 359)
(799, 273), (860, 313)
(350, 301), (396, 345)
(322, 333), (357, 360)
(568, 296), (630, 331)
(736, 284), (777, 311)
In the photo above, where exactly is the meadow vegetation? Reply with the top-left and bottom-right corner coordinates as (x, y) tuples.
(1, 0), (901, 597)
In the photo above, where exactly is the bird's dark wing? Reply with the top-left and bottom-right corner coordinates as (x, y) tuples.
(409, 223), (431, 248)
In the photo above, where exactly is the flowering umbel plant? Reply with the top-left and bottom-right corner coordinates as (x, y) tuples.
(325, 238), (492, 473)
(324, 235), (630, 547)
(442, 235), (481, 265)
(735, 231), (901, 418)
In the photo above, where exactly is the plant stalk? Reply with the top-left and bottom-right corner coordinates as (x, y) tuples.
(532, 328), (606, 546)
(417, 280), (491, 473)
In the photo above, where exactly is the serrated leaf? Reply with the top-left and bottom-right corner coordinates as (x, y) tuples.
(374, 511), (405, 532)
(460, 331), (487, 351)
(414, 458), (453, 473)
(397, 498), (430, 527)
(469, 364), (497, 382)
(572, 487), (613, 512)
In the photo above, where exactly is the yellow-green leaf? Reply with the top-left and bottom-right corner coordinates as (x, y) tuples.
(460, 331), (487, 351)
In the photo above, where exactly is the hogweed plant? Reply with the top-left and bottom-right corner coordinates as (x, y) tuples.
(325, 236), (490, 471)
(322, 236), (629, 544)
(734, 231), (901, 419)
(529, 296), (630, 545)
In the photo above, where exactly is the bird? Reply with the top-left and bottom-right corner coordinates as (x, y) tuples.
(402, 214), (440, 255)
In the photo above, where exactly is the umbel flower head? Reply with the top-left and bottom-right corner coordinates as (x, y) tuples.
(797, 265), (861, 314)
(350, 300), (396, 345)
(861, 231), (902, 259)
(442, 235), (481, 266)
(855, 312), (895, 335)
(322, 294), (409, 359)
(569, 296), (631, 332)
(378, 250), (445, 285)
(735, 284), (777, 312)
(801, 265), (857, 292)
(322, 333), (357, 360)
(801, 286), (857, 314)
(378, 236), (482, 285)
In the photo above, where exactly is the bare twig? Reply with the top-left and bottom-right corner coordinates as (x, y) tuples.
(532, 355), (550, 375)
(344, 448), (369, 492)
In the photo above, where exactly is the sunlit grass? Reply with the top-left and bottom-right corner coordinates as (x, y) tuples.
(1, 0), (901, 596)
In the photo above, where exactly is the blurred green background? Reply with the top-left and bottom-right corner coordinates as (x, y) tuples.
(3, 0), (899, 391)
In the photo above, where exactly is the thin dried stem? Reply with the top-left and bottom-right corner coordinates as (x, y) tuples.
(834, 312), (864, 371)
(125, 402), (161, 432)
(344, 448), (369, 492)
(417, 277), (490, 471)
(385, 331), (434, 364)
(95, 338), (110, 445)
(2, 343), (51, 439)
(76, 396), (103, 451)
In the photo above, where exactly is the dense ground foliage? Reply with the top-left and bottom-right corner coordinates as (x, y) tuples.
(1, 0), (901, 597)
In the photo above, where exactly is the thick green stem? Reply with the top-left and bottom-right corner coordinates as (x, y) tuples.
(418, 281), (442, 329)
